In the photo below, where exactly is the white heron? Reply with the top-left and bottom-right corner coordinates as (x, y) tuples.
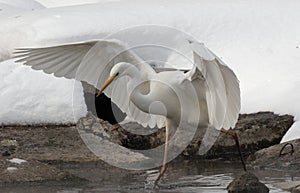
(14, 39), (244, 183)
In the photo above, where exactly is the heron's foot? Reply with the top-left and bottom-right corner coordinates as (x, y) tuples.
(154, 164), (167, 187)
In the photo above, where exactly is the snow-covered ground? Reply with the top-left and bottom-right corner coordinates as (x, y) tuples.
(0, 0), (44, 18)
(0, 59), (86, 125)
(35, 0), (105, 8)
(0, 0), (299, 142)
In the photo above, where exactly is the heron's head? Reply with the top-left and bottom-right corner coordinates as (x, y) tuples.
(96, 62), (132, 97)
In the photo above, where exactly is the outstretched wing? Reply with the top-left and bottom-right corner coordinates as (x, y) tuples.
(188, 42), (240, 130)
(14, 41), (97, 79)
(14, 40), (165, 128)
(187, 42), (240, 155)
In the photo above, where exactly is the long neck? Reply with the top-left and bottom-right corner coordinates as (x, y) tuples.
(125, 65), (141, 80)
(124, 65), (143, 94)
(130, 81), (180, 118)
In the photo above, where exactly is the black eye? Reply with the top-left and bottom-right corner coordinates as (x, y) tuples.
(116, 72), (119, 76)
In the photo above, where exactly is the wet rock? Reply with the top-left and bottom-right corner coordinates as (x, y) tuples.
(250, 138), (300, 171)
(275, 181), (300, 193)
(76, 114), (151, 165)
(294, 186), (300, 193)
(79, 111), (293, 160)
(0, 158), (73, 184)
(227, 172), (269, 193)
(76, 112), (164, 150)
(1, 139), (18, 156)
(199, 112), (293, 159)
(112, 122), (165, 150)
(103, 111), (292, 159)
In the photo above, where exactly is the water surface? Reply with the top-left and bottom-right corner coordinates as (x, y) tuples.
(2, 159), (298, 193)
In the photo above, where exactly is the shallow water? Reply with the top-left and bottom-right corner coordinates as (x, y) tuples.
(2, 159), (299, 193)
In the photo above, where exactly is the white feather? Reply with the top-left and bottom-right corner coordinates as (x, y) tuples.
(189, 41), (240, 131)
(14, 39), (166, 128)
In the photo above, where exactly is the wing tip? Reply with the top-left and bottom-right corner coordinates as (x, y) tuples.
(191, 43), (215, 61)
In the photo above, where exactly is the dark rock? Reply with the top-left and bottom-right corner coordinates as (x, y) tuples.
(227, 172), (269, 193)
(112, 122), (164, 150)
(294, 186), (300, 193)
(76, 113), (151, 165)
(80, 112), (293, 160)
(250, 138), (300, 171)
(199, 112), (293, 159)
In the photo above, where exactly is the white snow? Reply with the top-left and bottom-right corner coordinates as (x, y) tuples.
(0, 59), (87, 125)
(6, 167), (18, 172)
(35, 0), (107, 8)
(0, 0), (300, 142)
(0, 0), (44, 10)
(8, 158), (27, 164)
(0, 0), (45, 18)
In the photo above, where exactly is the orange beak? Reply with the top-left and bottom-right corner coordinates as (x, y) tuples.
(96, 75), (117, 97)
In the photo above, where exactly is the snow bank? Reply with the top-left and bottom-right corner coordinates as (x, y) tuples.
(0, 0), (44, 10)
(0, 0), (300, 141)
(0, 0), (44, 18)
(35, 0), (105, 8)
(0, 59), (86, 125)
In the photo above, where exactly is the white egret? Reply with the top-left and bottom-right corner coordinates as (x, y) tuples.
(14, 39), (244, 183)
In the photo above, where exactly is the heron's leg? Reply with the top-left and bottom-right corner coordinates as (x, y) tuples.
(154, 125), (169, 185)
(221, 128), (247, 171)
(110, 125), (120, 131)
